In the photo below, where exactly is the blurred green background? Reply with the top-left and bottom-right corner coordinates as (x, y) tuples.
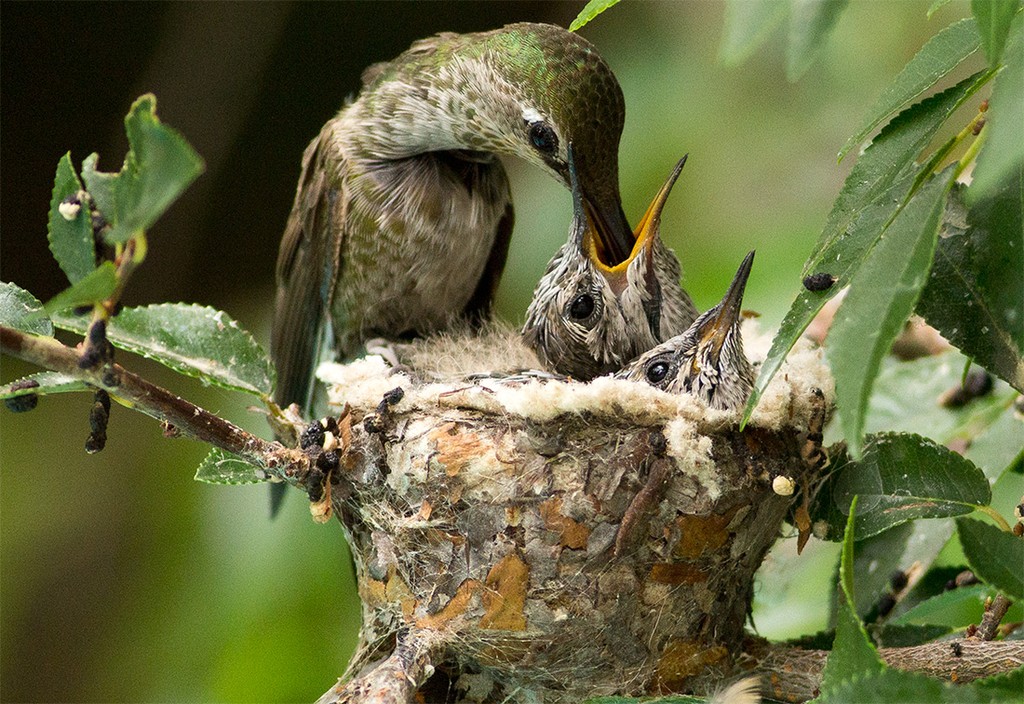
(0, 1), (992, 701)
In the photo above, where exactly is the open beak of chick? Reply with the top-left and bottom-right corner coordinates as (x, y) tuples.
(576, 155), (687, 295)
(581, 186), (634, 267)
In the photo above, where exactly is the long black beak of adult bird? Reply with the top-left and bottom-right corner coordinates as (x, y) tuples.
(567, 144), (591, 252)
(696, 250), (755, 365)
(571, 148), (634, 267)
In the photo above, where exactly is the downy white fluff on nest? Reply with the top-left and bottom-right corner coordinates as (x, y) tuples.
(317, 319), (833, 436)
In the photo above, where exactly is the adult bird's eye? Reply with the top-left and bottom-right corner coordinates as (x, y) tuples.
(646, 361), (670, 384)
(568, 293), (595, 320)
(528, 121), (559, 154)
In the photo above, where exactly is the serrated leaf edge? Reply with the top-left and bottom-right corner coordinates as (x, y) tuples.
(52, 302), (274, 396)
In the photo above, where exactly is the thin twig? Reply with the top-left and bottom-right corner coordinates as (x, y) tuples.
(316, 628), (445, 704)
(978, 594), (1013, 641)
(755, 640), (1024, 702)
(1, 324), (308, 480)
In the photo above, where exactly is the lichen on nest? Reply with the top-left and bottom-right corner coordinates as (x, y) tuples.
(313, 321), (835, 702)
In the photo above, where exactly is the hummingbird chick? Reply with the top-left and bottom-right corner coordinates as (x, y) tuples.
(270, 24), (636, 514)
(522, 149), (698, 380)
(616, 251), (756, 411)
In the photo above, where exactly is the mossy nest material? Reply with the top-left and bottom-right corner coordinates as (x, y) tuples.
(316, 324), (833, 702)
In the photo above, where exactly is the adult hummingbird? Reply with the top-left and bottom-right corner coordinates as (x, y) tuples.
(522, 150), (698, 380)
(616, 251), (755, 411)
(270, 23), (633, 513)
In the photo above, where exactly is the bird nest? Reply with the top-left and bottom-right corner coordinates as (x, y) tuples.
(314, 323), (833, 703)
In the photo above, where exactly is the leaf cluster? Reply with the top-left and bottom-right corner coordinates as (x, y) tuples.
(2, 95), (269, 481)
(738, 4), (1023, 455)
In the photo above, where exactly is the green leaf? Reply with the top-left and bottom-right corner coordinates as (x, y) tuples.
(0, 281), (53, 336)
(892, 583), (996, 627)
(42, 261), (118, 315)
(874, 623), (953, 647)
(80, 152), (117, 222)
(568, 0), (621, 32)
(820, 497), (885, 698)
(828, 166), (957, 456)
(839, 18), (981, 161)
(918, 177), (1024, 392)
(971, 12), (1024, 201)
(0, 372), (90, 400)
(965, 408), (1024, 482)
(80, 94), (204, 244)
(52, 303), (275, 396)
(719, 0), (787, 65)
(786, 0), (849, 81)
(971, 0), (1022, 66)
(832, 520), (954, 620)
(194, 448), (266, 485)
(811, 432), (991, 541)
(818, 668), (998, 703)
(812, 71), (988, 281)
(974, 667), (1024, 701)
(854, 351), (1021, 487)
(928, 0), (953, 19)
(860, 352), (1017, 457)
(48, 153), (96, 284)
(957, 517), (1024, 599)
(744, 70), (991, 427)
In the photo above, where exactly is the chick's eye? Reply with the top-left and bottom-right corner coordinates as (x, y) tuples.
(646, 360), (670, 384)
(529, 121), (559, 154)
(568, 293), (595, 320)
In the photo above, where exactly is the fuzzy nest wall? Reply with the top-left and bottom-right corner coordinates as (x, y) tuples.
(315, 325), (834, 702)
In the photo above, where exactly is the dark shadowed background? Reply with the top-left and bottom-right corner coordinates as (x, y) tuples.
(1, 2), (977, 701)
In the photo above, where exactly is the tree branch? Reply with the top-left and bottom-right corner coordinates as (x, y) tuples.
(757, 640), (1024, 702)
(316, 628), (445, 704)
(978, 594), (1014, 641)
(1, 324), (308, 480)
